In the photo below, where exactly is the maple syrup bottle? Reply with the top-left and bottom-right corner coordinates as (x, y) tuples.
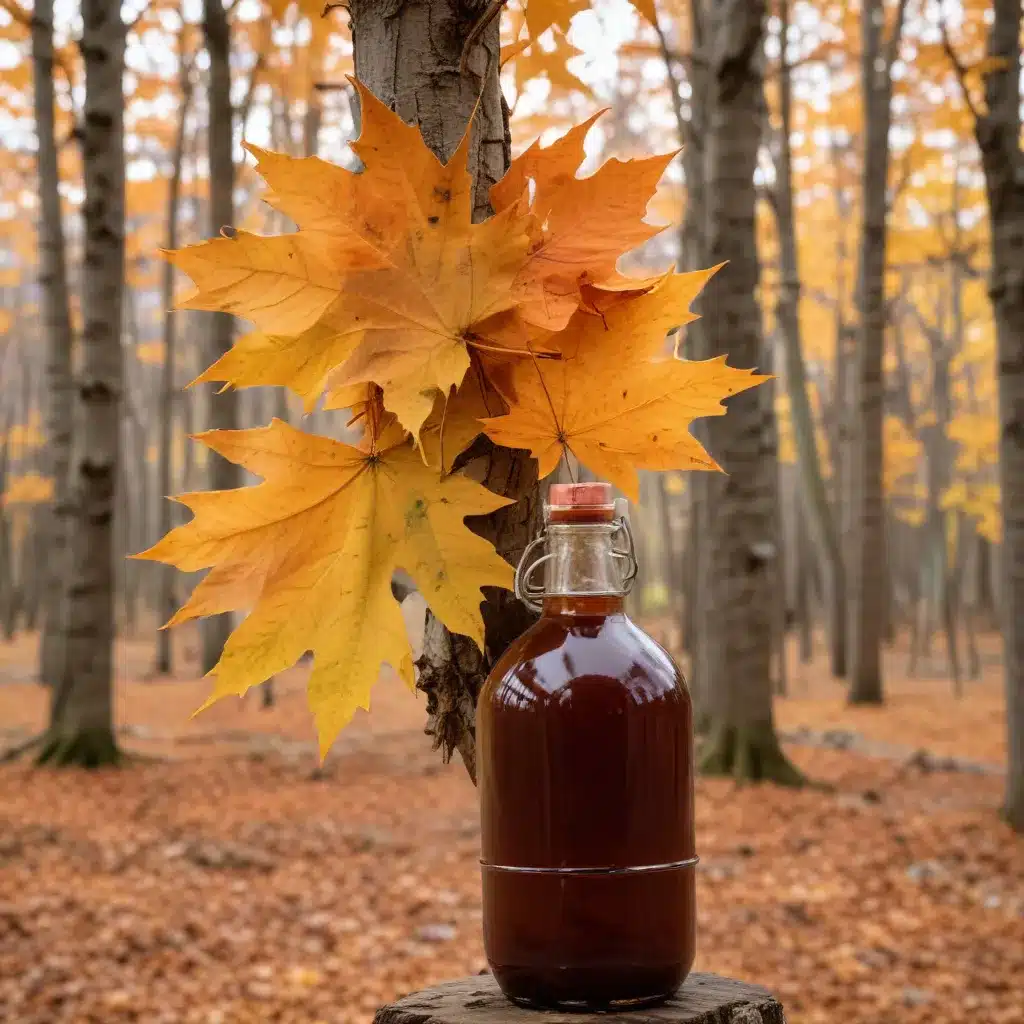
(478, 482), (696, 1011)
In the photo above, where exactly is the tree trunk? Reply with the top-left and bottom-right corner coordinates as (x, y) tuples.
(772, 0), (846, 679)
(694, 0), (800, 785)
(793, 491), (813, 664)
(349, 0), (540, 783)
(656, 0), (710, 726)
(200, 0), (242, 674)
(0, 424), (12, 641)
(847, 0), (907, 705)
(39, 0), (125, 768)
(154, 50), (194, 676)
(32, 0), (74, 688)
(972, 0), (1024, 831)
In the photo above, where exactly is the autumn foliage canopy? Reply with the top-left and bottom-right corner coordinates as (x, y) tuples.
(137, 81), (767, 755)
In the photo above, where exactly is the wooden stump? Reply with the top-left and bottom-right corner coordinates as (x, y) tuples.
(375, 974), (786, 1024)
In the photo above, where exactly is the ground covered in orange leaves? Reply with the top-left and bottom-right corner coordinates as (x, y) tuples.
(0, 623), (1021, 1024)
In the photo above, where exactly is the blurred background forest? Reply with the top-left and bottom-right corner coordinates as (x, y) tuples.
(0, 1), (1022, 1023)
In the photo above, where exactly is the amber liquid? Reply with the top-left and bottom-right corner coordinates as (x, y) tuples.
(477, 594), (696, 1010)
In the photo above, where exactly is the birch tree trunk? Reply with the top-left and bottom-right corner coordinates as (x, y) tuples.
(154, 48), (194, 676)
(694, 0), (800, 784)
(971, 0), (1024, 831)
(349, 0), (540, 783)
(847, 0), (907, 705)
(32, 0), (74, 688)
(200, 0), (242, 674)
(39, 0), (125, 766)
(772, 0), (845, 679)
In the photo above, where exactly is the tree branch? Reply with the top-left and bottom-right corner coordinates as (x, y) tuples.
(939, 16), (981, 122)
(885, 0), (910, 71)
(459, 0), (508, 79)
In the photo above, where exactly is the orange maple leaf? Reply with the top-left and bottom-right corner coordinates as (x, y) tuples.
(480, 268), (771, 501)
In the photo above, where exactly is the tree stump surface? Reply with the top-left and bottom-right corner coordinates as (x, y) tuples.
(374, 974), (786, 1024)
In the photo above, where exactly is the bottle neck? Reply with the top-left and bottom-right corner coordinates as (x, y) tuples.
(542, 523), (626, 616)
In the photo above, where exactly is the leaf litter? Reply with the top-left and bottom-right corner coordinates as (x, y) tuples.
(0, 636), (1021, 1024)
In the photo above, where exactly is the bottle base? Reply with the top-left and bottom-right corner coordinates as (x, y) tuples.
(491, 964), (685, 1013)
(504, 991), (677, 1012)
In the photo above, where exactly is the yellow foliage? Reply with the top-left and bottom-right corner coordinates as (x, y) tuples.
(172, 88), (675, 438)
(135, 340), (166, 366)
(1, 471), (53, 506)
(3, 412), (45, 455)
(136, 419), (513, 756)
(522, 0), (654, 38)
(509, 30), (595, 101)
(146, 100), (758, 757)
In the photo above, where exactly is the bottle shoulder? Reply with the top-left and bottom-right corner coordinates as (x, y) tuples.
(482, 612), (688, 709)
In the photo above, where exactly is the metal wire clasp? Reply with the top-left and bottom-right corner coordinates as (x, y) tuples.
(513, 514), (639, 614)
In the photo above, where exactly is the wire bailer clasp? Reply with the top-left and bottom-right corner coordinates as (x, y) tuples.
(513, 513), (639, 614)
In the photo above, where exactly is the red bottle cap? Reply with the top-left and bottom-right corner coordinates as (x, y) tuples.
(548, 482), (614, 506)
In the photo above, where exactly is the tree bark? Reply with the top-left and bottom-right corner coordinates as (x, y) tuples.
(349, 0), (540, 783)
(32, 0), (74, 689)
(39, 0), (125, 768)
(694, 0), (800, 784)
(0, 422), (12, 641)
(374, 974), (786, 1024)
(154, 45), (194, 676)
(847, 0), (908, 705)
(971, 0), (1024, 830)
(152, 49), (194, 671)
(200, 0), (242, 674)
(656, 1), (710, 724)
(772, 0), (846, 679)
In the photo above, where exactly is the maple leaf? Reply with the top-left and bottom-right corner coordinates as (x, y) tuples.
(481, 268), (770, 501)
(492, 112), (676, 329)
(523, 0), (657, 39)
(167, 79), (533, 436)
(511, 29), (596, 101)
(419, 367), (510, 472)
(135, 419), (513, 756)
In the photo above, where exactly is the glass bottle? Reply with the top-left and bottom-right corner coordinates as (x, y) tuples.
(477, 481), (697, 1011)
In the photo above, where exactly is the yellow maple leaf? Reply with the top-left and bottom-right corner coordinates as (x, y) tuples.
(419, 368), (510, 472)
(481, 268), (769, 501)
(135, 419), (514, 756)
(168, 79), (533, 436)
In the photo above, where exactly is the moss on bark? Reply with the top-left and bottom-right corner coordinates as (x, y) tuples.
(698, 720), (804, 786)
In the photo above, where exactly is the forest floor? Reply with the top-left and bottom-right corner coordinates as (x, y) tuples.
(0, 612), (1021, 1024)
